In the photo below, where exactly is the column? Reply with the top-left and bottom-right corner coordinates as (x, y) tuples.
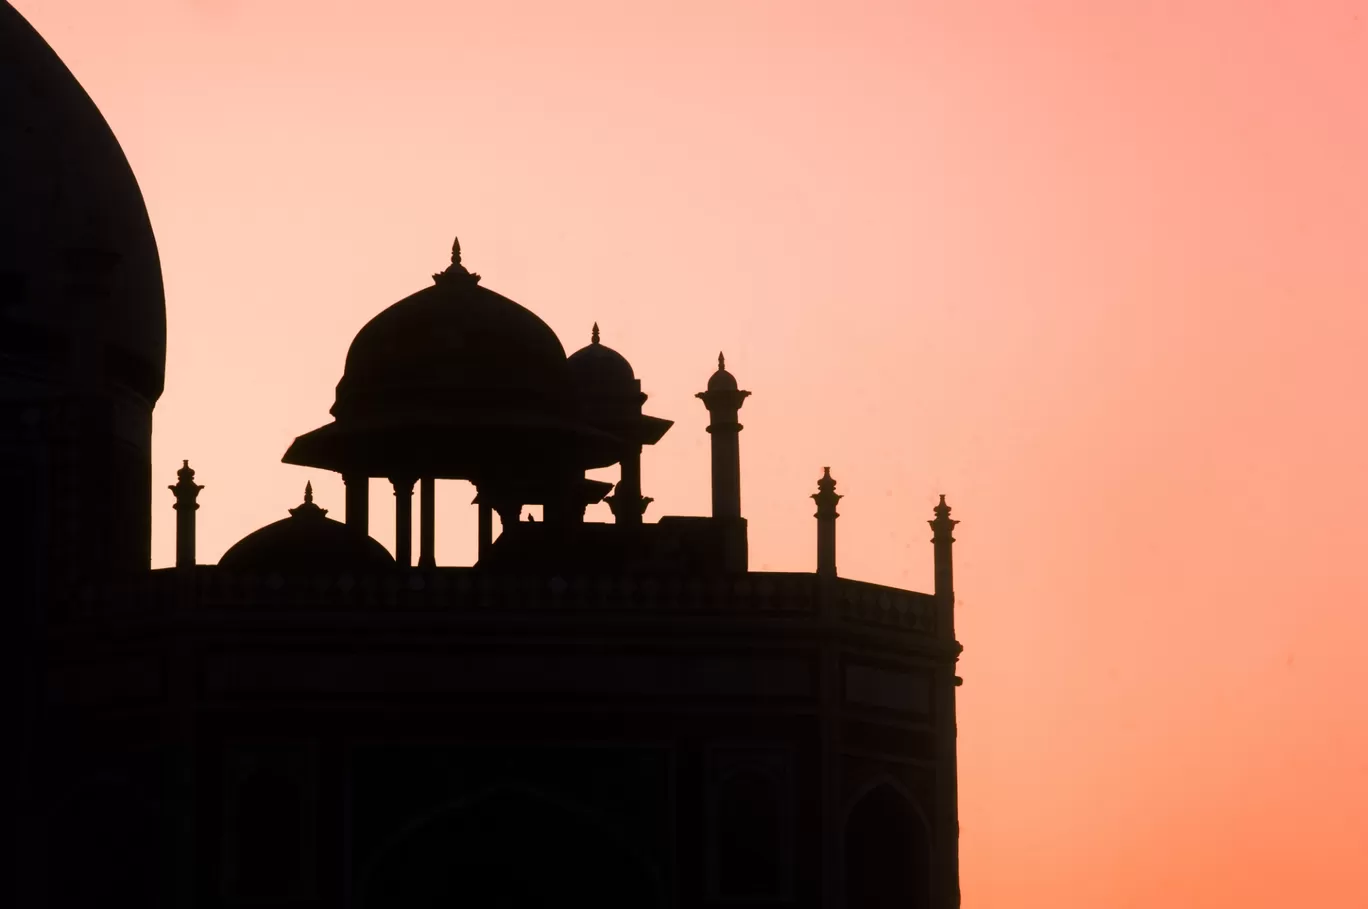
(391, 477), (415, 567)
(477, 500), (493, 562)
(344, 472), (369, 534)
(418, 477), (436, 568)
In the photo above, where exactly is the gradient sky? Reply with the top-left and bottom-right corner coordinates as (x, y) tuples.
(16, 0), (1368, 905)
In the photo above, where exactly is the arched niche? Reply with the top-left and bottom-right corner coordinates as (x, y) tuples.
(357, 783), (663, 909)
(843, 779), (933, 909)
(711, 766), (787, 899)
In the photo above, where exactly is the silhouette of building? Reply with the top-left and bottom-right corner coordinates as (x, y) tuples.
(2, 5), (964, 907)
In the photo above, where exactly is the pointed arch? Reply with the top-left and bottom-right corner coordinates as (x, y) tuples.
(842, 775), (933, 909)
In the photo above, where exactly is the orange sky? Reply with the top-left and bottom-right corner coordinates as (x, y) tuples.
(17, 0), (1368, 905)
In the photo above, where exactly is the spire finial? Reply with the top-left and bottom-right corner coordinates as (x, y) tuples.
(814, 466), (840, 500)
(931, 493), (957, 530)
(592, 322), (600, 344)
(289, 481), (328, 518)
(718, 351), (726, 370)
(433, 235), (481, 285)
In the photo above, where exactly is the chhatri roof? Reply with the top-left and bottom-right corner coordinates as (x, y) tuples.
(283, 239), (628, 481)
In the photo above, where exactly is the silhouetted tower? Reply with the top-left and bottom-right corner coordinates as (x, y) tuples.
(929, 493), (961, 909)
(812, 467), (841, 578)
(930, 494), (957, 623)
(696, 353), (750, 519)
(169, 460), (203, 569)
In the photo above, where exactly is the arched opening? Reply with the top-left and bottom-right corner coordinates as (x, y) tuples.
(844, 782), (932, 909)
(359, 786), (661, 909)
(713, 769), (785, 898)
(236, 768), (305, 897)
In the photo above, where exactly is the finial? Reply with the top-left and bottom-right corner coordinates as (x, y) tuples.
(289, 481), (328, 519)
(432, 234), (481, 285)
(718, 351), (726, 371)
(592, 322), (600, 344)
(931, 493), (957, 530)
(813, 466), (841, 504)
(170, 459), (204, 501)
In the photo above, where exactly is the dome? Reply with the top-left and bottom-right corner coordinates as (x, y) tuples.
(284, 239), (630, 478)
(331, 239), (569, 425)
(219, 484), (395, 574)
(707, 352), (739, 392)
(1, 4), (166, 403)
(566, 323), (642, 426)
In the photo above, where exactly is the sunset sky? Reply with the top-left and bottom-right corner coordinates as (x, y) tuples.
(15, 0), (1368, 905)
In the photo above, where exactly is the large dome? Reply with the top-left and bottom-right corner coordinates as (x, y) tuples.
(1, 3), (166, 403)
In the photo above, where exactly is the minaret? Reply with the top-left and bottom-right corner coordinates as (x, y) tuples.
(812, 467), (841, 578)
(929, 494), (958, 628)
(695, 352), (751, 519)
(169, 460), (204, 569)
(928, 493), (962, 909)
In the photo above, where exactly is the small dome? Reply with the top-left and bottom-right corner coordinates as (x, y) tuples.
(707, 352), (739, 391)
(219, 484), (395, 574)
(332, 238), (570, 425)
(567, 323), (642, 426)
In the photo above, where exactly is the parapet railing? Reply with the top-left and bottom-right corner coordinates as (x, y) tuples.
(69, 568), (941, 636)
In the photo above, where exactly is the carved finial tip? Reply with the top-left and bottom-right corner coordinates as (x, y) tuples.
(304, 481), (314, 504)
(591, 322), (600, 344)
(718, 351), (726, 370)
(451, 236), (462, 265)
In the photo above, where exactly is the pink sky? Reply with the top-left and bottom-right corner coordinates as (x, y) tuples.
(16, 0), (1368, 905)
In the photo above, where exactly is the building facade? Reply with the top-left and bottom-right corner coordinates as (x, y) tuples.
(2, 4), (964, 906)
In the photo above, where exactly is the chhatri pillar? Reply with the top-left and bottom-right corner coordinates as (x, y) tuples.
(391, 477), (416, 567)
